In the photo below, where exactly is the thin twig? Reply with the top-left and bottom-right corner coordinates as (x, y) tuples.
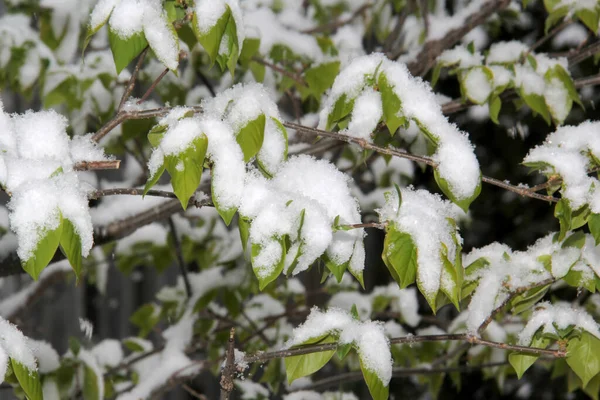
(88, 188), (212, 209)
(481, 176), (558, 203)
(138, 68), (170, 104)
(339, 222), (388, 230)
(91, 105), (203, 142)
(168, 217), (192, 299)
(524, 19), (572, 58)
(302, 3), (372, 34)
(74, 160), (121, 171)
(220, 328), (236, 400)
(119, 47), (149, 111)
(182, 384), (208, 400)
(252, 57), (308, 87)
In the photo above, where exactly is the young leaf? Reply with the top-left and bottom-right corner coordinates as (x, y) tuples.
(236, 114), (266, 162)
(82, 363), (101, 400)
(378, 72), (405, 135)
(211, 174), (237, 226)
(60, 218), (82, 280)
(336, 343), (353, 361)
(588, 214), (600, 245)
(192, 6), (231, 66)
(326, 94), (355, 130)
(509, 335), (550, 378)
(251, 239), (286, 290)
(164, 134), (208, 210)
(324, 254), (349, 283)
(238, 217), (251, 253)
(144, 163), (166, 195)
(566, 331), (600, 387)
(285, 336), (336, 384)
(360, 358), (389, 400)
(239, 38), (260, 68)
(382, 225), (417, 289)
(304, 61), (340, 98)
(23, 220), (63, 280)
(554, 199), (572, 241)
(575, 8), (599, 33)
(10, 360), (42, 400)
(108, 28), (148, 75)
(489, 96), (502, 124)
(434, 168), (481, 212)
(521, 91), (551, 125)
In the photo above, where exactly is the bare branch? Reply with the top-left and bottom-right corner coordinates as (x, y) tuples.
(118, 47), (149, 111)
(220, 328), (236, 400)
(74, 160), (121, 171)
(302, 3), (372, 34)
(252, 57), (308, 87)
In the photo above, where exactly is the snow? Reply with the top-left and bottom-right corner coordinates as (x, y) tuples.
(524, 121), (600, 212)
(463, 67), (492, 104)
(553, 24), (588, 48)
(319, 54), (480, 201)
(244, 8), (322, 61)
(28, 339), (59, 373)
(486, 41), (528, 64)
(287, 307), (392, 386)
(92, 339), (124, 368)
(236, 379), (270, 399)
(518, 302), (600, 346)
(438, 46), (483, 68)
(463, 235), (557, 334)
(0, 316), (37, 372)
(345, 87), (382, 139)
(514, 65), (545, 96)
(377, 187), (463, 299)
(142, 4), (179, 71)
(89, 0), (119, 31)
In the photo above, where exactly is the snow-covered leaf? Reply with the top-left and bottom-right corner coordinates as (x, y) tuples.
(251, 238), (286, 290)
(23, 221), (63, 280)
(588, 214), (600, 245)
(378, 73), (405, 135)
(304, 61), (340, 99)
(164, 135), (208, 210)
(360, 357), (389, 400)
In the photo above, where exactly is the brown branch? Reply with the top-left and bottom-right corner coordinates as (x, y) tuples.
(138, 68), (170, 104)
(566, 40), (600, 67)
(252, 57), (308, 87)
(74, 160), (121, 171)
(242, 333), (566, 365)
(338, 222), (388, 230)
(302, 3), (372, 34)
(403, 0), (511, 76)
(481, 176), (558, 203)
(525, 19), (572, 57)
(220, 328), (236, 400)
(88, 188), (212, 209)
(119, 47), (149, 111)
(91, 105), (203, 143)
(298, 361), (508, 392)
(168, 216), (192, 299)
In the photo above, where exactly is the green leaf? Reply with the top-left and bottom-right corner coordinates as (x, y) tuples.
(551, 65), (582, 108)
(108, 28), (148, 75)
(544, 6), (569, 33)
(192, 6), (230, 66)
(562, 231), (586, 249)
(251, 239), (286, 290)
(440, 251), (462, 311)
(148, 124), (167, 147)
(304, 61), (340, 98)
(566, 331), (600, 387)
(489, 95), (502, 124)
(576, 8), (600, 33)
(323, 254), (349, 283)
(434, 169), (481, 212)
(382, 225), (417, 288)
(588, 214), (600, 245)
(360, 358), (389, 400)
(510, 284), (550, 315)
(521, 91), (551, 125)
(326, 94), (355, 130)
(239, 38), (260, 67)
(584, 372), (600, 400)
(238, 217), (250, 253)
(23, 219), (63, 280)
(60, 218), (82, 281)
(144, 162), (165, 194)
(82, 363), (101, 400)
(10, 360), (42, 400)
(285, 336), (336, 384)
(123, 339), (146, 353)
(236, 114), (266, 162)
(509, 335), (550, 378)
(555, 199), (572, 241)
(211, 173), (237, 226)
(83, 4), (115, 52)
(257, 117), (288, 177)
(129, 303), (160, 337)
(336, 343), (353, 361)
(164, 134), (208, 210)
(379, 72), (405, 135)
(216, 9), (240, 76)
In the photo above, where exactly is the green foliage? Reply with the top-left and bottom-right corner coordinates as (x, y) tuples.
(108, 29), (148, 75)
(509, 335), (550, 378)
(165, 135), (208, 210)
(285, 336), (336, 384)
(251, 239), (286, 290)
(10, 360), (42, 400)
(382, 224), (418, 288)
(236, 114), (266, 162)
(360, 359), (389, 400)
(567, 331), (600, 387)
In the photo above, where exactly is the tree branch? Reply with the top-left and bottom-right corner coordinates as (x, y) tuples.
(220, 328), (236, 400)
(402, 0), (511, 76)
(118, 47), (149, 111)
(74, 160), (121, 171)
